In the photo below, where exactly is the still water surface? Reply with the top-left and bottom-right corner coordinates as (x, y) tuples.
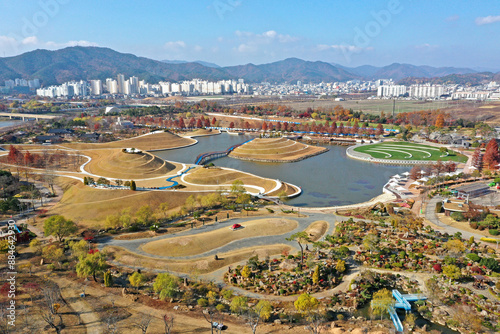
(154, 133), (410, 207)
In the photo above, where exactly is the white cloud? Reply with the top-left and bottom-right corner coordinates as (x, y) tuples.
(476, 15), (500, 25)
(234, 30), (299, 53)
(446, 15), (460, 22)
(0, 36), (98, 56)
(22, 36), (38, 45)
(194, 45), (203, 52)
(163, 41), (186, 50)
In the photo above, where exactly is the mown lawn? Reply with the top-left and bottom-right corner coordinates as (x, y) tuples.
(354, 141), (467, 162)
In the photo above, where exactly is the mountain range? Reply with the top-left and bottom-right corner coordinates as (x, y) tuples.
(0, 46), (498, 86)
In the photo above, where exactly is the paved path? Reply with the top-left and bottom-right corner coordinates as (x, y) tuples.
(100, 212), (337, 260)
(58, 277), (103, 334)
(423, 196), (485, 241)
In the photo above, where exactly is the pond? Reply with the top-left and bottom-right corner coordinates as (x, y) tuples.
(154, 133), (410, 207)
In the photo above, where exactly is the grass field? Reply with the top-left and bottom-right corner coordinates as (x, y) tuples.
(281, 98), (455, 114)
(140, 218), (298, 257)
(183, 166), (279, 192)
(50, 179), (195, 227)
(61, 132), (195, 151)
(354, 141), (468, 162)
(230, 137), (327, 162)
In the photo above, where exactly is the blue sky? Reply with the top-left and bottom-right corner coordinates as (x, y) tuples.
(1, 0), (500, 69)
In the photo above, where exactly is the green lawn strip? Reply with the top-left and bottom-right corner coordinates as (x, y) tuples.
(354, 142), (467, 162)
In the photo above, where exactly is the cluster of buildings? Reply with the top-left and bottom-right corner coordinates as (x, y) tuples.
(0, 78), (41, 94)
(251, 80), (388, 96)
(377, 82), (500, 100)
(1, 73), (497, 101)
(36, 75), (252, 98)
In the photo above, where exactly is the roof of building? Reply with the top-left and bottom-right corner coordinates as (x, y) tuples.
(48, 128), (74, 134)
(454, 182), (489, 193)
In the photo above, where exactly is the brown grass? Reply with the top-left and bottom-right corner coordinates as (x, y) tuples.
(141, 218), (298, 257)
(182, 128), (218, 137)
(82, 149), (179, 179)
(230, 137), (327, 162)
(60, 132), (195, 151)
(105, 244), (293, 274)
(267, 181), (299, 196)
(182, 166), (277, 192)
(304, 220), (329, 242)
(50, 179), (196, 228)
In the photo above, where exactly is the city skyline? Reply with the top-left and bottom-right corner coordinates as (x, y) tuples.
(0, 0), (500, 69)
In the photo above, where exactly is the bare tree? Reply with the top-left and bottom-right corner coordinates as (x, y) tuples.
(163, 313), (174, 334)
(202, 306), (224, 334)
(134, 314), (153, 334)
(37, 283), (65, 334)
(305, 310), (326, 334)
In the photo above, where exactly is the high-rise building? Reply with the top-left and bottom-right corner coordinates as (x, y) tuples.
(377, 85), (407, 97)
(117, 74), (125, 94)
(106, 79), (118, 94)
(409, 84), (444, 99)
(90, 80), (102, 95)
(129, 76), (139, 94)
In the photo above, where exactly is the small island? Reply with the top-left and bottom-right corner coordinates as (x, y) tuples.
(229, 137), (328, 162)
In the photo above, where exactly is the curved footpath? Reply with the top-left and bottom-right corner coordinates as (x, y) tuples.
(100, 212), (336, 260)
(424, 196), (485, 241)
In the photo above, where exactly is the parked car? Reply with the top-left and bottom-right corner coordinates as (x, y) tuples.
(230, 224), (242, 230)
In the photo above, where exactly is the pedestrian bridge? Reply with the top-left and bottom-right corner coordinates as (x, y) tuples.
(194, 139), (253, 165)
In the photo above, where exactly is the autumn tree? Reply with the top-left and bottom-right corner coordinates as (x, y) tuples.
(294, 293), (319, 313)
(245, 300), (272, 334)
(129, 272), (146, 290)
(483, 139), (500, 170)
(153, 273), (180, 300)
(230, 296), (248, 314)
(76, 251), (107, 282)
(363, 233), (379, 254)
(286, 232), (311, 269)
(435, 114), (445, 128)
(471, 147), (482, 169)
(371, 288), (395, 320)
(376, 123), (384, 136)
(178, 117), (185, 129)
(443, 264), (461, 283)
(43, 215), (78, 242)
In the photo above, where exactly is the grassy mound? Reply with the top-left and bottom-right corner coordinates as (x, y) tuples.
(304, 221), (329, 242)
(61, 132), (195, 151)
(230, 137), (327, 162)
(83, 149), (177, 179)
(50, 179), (194, 227)
(183, 167), (277, 192)
(105, 244), (292, 274)
(141, 218), (298, 257)
(354, 141), (467, 162)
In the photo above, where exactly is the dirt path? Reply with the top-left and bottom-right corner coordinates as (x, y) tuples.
(58, 277), (103, 334)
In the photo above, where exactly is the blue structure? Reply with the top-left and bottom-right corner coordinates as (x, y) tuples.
(157, 166), (196, 190)
(194, 139), (254, 165)
(372, 290), (427, 333)
(388, 307), (404, 333)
